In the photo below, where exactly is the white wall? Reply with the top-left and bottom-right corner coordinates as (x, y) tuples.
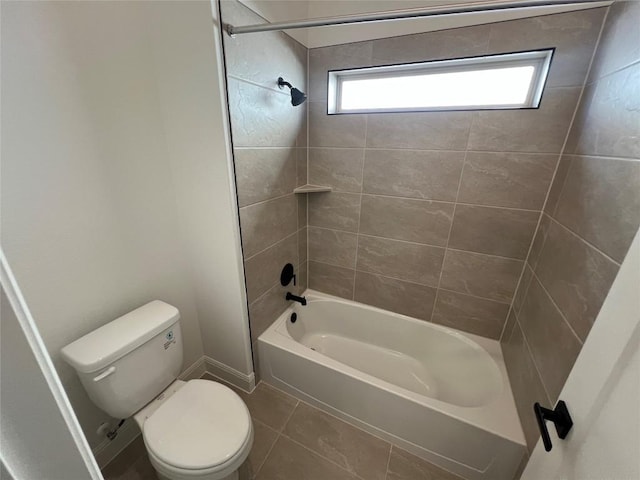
(0, 0), (251, 459)
(236, 0), (310, 45)
(234, 0), (610, 48)
(0, 249), (102, 480)
(1, 286), (97, 480)
(1, 254), (102, 480)
(146, 1), (253, 380)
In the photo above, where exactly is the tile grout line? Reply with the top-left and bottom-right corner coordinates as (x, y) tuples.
(512, 306), (555, 406)
(529, 268), (585, 347)
(428, 113), (473, 325)
(588, 55), (640, 84)
(546, 159), (573, 221)
(251, 437), (276, 479)
(308, 225), (526, 262)
(510, 247), (588, 414)
(248, 282), (283, 310)
(293, 397), (392, 446)
(307, 259), (431, 286)
(234, 146), (304, 150)
(305, 48), (310, 289)
(306, 145), (468, 152)
(239, 145), (640, 162)
(310, 190), (542, 213)
(295, 122), (302, 279)
(243, 231), (297, 263)
(511, 262), (535, 321)
(547, 214), (621, 267)
(250, 420), (281, 479)
(240, 191), (295, 210)
(258, 382), (394, 450)
(303, 145), (640, 158)
(557, 151), (640, 163)
(510, 269), (584, 405)
(251, 392), (300, 478)
(384, 445), (393, 480)
(352, 115), (369, 301)
(445, 246), (524, 263)
(276, 431), (370, 480)
(500, 6), (611, 343)
(280, 398), (301, 433)
(307, 257), (514, 307)
(311, 256), (509, 306)
(526, 216), (550, 273)
(438, 286), (512, 306)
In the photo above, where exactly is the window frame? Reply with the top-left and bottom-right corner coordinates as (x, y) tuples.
(327, 48), (555, 115)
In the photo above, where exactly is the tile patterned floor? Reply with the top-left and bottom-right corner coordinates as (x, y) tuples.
(102, 375), (464, 480)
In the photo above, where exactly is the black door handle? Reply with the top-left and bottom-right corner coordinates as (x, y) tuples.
(534, 400), (573, 452)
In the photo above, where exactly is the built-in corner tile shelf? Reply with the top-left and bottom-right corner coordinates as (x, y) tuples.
(293, 184), (333, 194)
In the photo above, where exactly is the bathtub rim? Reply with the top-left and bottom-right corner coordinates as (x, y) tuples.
(260, 288), (526, 447)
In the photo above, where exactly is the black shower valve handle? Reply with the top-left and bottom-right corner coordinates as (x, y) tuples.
(534, 400), (573, 452)
(280, 263), (296, 287)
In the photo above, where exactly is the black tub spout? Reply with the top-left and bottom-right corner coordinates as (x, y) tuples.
(286, 292), (307, 306)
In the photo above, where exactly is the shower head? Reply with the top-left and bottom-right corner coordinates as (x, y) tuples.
(290, 87), (307, 107)
(278, 77), (307, 106)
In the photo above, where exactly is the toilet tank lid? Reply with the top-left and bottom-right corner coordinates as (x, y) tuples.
(61, 300), (180, 373)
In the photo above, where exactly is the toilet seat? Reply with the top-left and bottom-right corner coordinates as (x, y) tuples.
(146, 428), (253, 480)
(142, 379), (252, 473)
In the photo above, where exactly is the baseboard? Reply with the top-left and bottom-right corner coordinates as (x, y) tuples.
(204, 355), (255, 393)
(93, 420), (140, 469)
(94, 357), (207, 468)
(179, 356), (208, 381)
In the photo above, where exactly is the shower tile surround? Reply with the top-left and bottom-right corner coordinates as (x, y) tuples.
(305, 7), (606, 339)
(223, 2), (640, 468)
(502, 0), (640, 454)
(221, 0), (308, 374)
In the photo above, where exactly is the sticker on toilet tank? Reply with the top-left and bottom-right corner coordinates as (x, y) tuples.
(164, 330), (176, 350)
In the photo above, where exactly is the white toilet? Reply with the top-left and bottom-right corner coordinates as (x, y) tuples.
(61, 300), (253, 480)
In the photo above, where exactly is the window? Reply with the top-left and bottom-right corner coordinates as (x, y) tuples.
(327, 49), (554, 114)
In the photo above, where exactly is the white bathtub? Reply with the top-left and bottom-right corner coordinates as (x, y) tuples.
(258, 290), (526, 480)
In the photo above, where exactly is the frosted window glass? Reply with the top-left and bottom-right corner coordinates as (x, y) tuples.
(340, 66), (535, 110)
(328, 49), (554, 114)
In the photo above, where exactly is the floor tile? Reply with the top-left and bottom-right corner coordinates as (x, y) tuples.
(283, 402), (391, 480)
(202, 376), (299, 432)
(245, 419), (280, 478)
(239, 382), (299, 431)
(102, 377), (470, 480)
(386, 447), (464, 480)
(102, 453), (156, 480)
(101, 437), (153, 480)
(256, 436), (358, 480)
(123, 455), (157, 480)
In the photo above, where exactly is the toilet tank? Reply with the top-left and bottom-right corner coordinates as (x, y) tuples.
(61, 301), (183, 419)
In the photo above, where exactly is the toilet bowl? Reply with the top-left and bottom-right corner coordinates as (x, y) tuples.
(60, 301), (254, 480)
(135, 379), (253, 480)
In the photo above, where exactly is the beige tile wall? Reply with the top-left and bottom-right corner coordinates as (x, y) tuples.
(223, 3), (638, 458)
(502, 1), (640, 453)
(306, 8), (606, 339)
(221, 0), (308, 369)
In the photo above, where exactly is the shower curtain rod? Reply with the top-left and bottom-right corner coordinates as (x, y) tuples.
(224, 0), (607, 36)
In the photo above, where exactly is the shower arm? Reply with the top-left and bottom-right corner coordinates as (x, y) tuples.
(224, 0), (610, 36)
(277, 78), (293, 90)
